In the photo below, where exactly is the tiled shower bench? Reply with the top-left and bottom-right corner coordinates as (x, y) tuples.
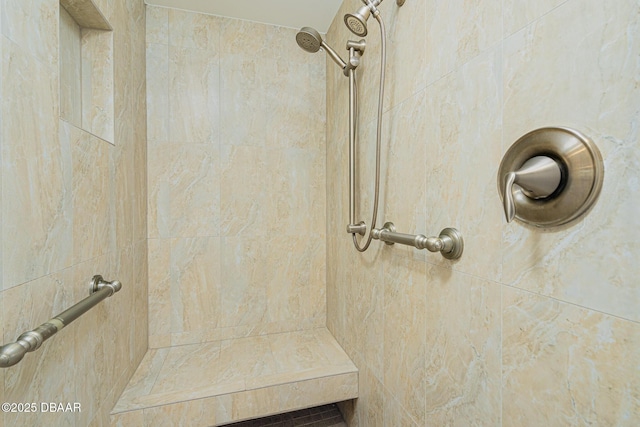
(110, 328), (358, 426)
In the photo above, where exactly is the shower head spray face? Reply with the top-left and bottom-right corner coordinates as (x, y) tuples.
(344, 5), (371, 37)
(296, 27), (323, 53)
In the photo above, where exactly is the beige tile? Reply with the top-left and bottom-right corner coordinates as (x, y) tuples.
(0, 0), (58, 68)
(81, 28), (114, 143)
(503, 0), (567, 36)
(145, 43), (169, 143)
(168, 8), (220, 50)
(383, 255), (427, 425)
(143, 397), (219, 427)
(424, 267), (501, 425)
(147, 142), (220, 238)
(422, 47), (503, 280)
(383, 388), (419, 427)
(72, 254), (114, 427)
(2, 270), (76, 427)
(503, 287), (640, 426)
(424, 0), (502, 86)
(147, 238), (171, 345)
(169, 237), (220, 340)
(145, 5), (168, 45)
(218, 144), (283, 236)
(168, 45), (219, 143)
(132, 239), (149, 361)
(110, 410), (144, 427)
(72, 129), (114, 264)
(502, 0), (640, 321)
(2, 37), (70, 289)
(59, 6), (82, 127)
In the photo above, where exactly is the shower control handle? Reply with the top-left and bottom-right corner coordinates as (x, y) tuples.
(502, 156), (562, 223)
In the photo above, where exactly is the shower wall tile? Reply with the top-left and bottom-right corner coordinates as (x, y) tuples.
(146, 43), (169, 143)
(219, 145), (268, 236)
(0, 0), (58, 68)
(327, 0), (639, 426)
(1, 0), (147, 425)
(146, 6), (327, 347)
(72, 127), (115, 264)
(501, 0), (640, 322)
(383, 255), (427, 425)
(168, 9), (221, 51)
(502, 287), (640, 426)
(424, 267), (501, 426)
(2, 270), (76, 427)
(424, 0), (502, 86)
(81, 28), (115, 143)
(1, 37), (71, 289)
(147, 141), (220, 239)
(146, 5), (168, 45)
(503, 0), (568, 36)
(422, 47), (503, 280)
(219, 56), (269, 147)
(168, 45), (219, 144)
(59, 6), (82, 127)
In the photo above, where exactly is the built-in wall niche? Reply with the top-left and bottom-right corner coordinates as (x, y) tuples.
(59, 0), (114, 144)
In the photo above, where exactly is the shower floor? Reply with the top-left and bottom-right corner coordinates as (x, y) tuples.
(225, 404), (346, 427)
(110, 328), (357, 426)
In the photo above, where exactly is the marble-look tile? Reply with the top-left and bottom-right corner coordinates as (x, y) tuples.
(263, 234), (326, 326)
(2, 37), (70, 289)
(72, 129), (114, 264)
(168, 45), (219, 143)
(502, 0), (640, 321)
(219, 145), (268, 236)
(82, 28), (114, 143)
(146, 5), (168, 45)
(143, 397), (219, 427)
(503, 287), (640, 426)
(422, 47), (503, 281)
(110, 409), (144, 427)
(112, 348), (171, 413)
(147, 141), (220, 238)
(60, 0), (112, 30)
(219, 56), (268, 147)
(168, 8), (220, 51)
(59, 6), (82, 127)
(503, 0), (568, 36)
(145, 43), (168, 143)
(0, 0), (58, 68)
(383, 388), (419, 427)
(147, 238), (171, 346)
(2, 270), (76, 427)
(424, 0), (502, 86)
(132, 239), (149, 361)
(383, 254), (427, 425)
(219, 236), (268, 329)
(72, 253), (114, 427)
(352, 364), (383, 427)
(424, 267), (501, 425)
(169, 237), (220, 343)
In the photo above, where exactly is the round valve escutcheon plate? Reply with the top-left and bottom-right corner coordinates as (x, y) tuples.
(497, 127), (604, 227)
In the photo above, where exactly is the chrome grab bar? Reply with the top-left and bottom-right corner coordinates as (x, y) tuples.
(371, 222), (464, 259)
(0, 275), (122, 368)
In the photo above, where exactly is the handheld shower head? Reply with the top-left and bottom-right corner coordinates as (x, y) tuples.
(344, 5), (371, 37)
(295, 27), (348, 70)
(296, 27), (322, 53)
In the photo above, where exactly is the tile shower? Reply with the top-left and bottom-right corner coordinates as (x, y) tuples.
(0, 1), (638, 427)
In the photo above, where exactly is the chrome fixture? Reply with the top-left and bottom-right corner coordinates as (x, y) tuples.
(0, 275), (122, 368)
(345, 0), (406, 37)
(498, 127), (604, 227)
(372, 222), (464, 259)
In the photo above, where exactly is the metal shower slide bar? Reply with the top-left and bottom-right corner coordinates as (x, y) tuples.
(371, 222), (464, 259)
(0, 275), (122, 368)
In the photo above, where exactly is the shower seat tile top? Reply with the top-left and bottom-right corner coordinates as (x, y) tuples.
(111, 328), (358, 425)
